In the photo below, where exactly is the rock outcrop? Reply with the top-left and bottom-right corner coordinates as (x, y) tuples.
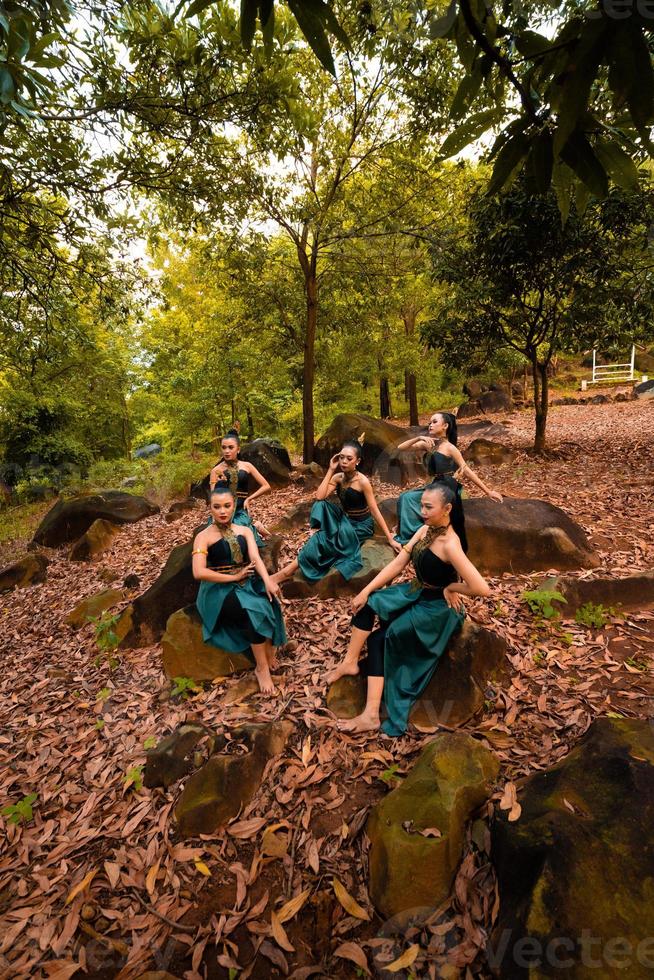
(367, 733), (499, 919)
(281, 538), (395, 599)
(65, 588), (125, 628)
(69, 518), (120, 561)
(314, 413), (425, 486)
(33, 491), (159, 547)
(491, 718), (654, 978)
(465, 439), (517, 466)
(161, 606), (254, 681)
(542, 569), (654, 615)
(0, 553), (49, 594)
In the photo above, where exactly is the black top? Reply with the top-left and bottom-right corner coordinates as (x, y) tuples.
(214, 467), (249, 511)
(207, 534), (248, 569)
(337, 484), (370, 521)
(426, 450), (457, 479)
(413, 547), (458, 593)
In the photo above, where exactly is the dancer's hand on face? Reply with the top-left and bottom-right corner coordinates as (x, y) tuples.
(329, 453), (341, 471)
(235, 562), (255, 581)
(443, 585), (464, 611)
(351, 591), (367, 614)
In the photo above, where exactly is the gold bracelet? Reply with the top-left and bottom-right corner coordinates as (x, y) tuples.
(402, 544), (412, 554)
(191, 549), (208, 556)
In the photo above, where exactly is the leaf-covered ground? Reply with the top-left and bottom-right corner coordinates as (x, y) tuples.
(1, 400), (653, 979)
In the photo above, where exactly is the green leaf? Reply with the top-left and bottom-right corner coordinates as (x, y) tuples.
(608, 22), (654, 130)
(486, 132), (530, 196)
(526, 128), (553, 194)
(286, 0), (336, 74)
(185, 0), (216, 16)
(0, 67), (15, 105)
(560, 131), (608, 198)
(551, 160), (574, 224)
(552, 18), (608, 155)
(440, 108), (501, 158)
(259, 0), (275, 56)
(240, 0), (257, 49)
(594, 137), (639, 190)
(430, 0), (457, 39)
(449, 63), (483, 121)
(514, 30), (554, 58)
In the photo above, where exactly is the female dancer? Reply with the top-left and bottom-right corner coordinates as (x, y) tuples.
(192, 487), (286, 695)
(394, 412), (502, 550)
(272, 441), (401, 586)
(209, 430), (270, 545)
(327, 484), (490, 736)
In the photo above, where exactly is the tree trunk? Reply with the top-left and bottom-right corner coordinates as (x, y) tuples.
(531, 354), (549, 452)
(379, 375), (392, 418)
(245, 405), (254, 441)
(302, 267), (318, 463)
(403, 311), (419, 426)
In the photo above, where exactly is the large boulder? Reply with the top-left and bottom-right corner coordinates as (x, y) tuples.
(68, 518), (120, 561)
(367, 734), (499, 920)
(465, 498), (599, 574)
(65, 587), (125, 628)
(465, 439), (517, 467)
(281, 538), (395, 599)
(633, 378), (654, 400)
(479, 388), (513, 413)
(491, 718), (654, 978)
(463, 380), (484, 399)
(119, 535), (200, 648)
(377, 497), (599, 574)
(165, 498), (200, 523)
(0, 553), (48, 594)
(175, 720), (294, 837)
(313, 414), (425, 486)
(161, 605), (254, 681)
(328, 622), (509, 729)
(542, 569), (654, 615)
(33, 491), (159, 548)
(239, 438), (292, 486)
(458, 421), (509, 439)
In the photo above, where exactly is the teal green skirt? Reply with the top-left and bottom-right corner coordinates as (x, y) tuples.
(196, 575), (286, 653)
(298, 500), (374, 582)
(394, 477), (468, 552)
(367, 582), (464, 736)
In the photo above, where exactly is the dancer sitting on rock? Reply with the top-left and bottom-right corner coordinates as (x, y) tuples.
(394, 412), (502, 551)
(272, 440), (401, 587)
(192, 486), (286, 695)
(209, 429), (271, 546)
(327, 484), (490, 735)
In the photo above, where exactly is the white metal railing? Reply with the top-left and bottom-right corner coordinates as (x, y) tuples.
(590, 345), (635, 384)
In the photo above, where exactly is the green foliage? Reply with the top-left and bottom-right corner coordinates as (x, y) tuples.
(2, 792), (37, 826)
(522, 589), (566, 621)
(171, 676), (200, 699)
(625, 657), (648, 672)
(97, 687), (111, 702)
(575, 603), (614, 628)
(379, 763), (401, 785)
(143, 736), (157, 750)
(95, 718), (105, 731)
(124, 766), (144, 792)
(90, 613), (121, 653)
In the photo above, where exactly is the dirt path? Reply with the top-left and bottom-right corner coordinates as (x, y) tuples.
(0, 401), (652, 979)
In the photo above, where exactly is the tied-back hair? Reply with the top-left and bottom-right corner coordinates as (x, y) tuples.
(222, 428), (241, 446)
(422, 482), (456, 507)
(440, 412), (458, 446)
(341, 439), (362, 462)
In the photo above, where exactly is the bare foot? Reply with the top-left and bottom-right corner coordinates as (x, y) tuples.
(326, 659), (360, 685)
(254, 666), (276, 695)
(337, 712), (380, 734)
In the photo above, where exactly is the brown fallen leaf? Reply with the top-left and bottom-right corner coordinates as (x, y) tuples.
(64, 869), (97, 906)
(334, 940), (370, 974)
(271, 910), (295, 952)
(332, 878), (370, 921)
(277, 888), (310, 925)
(386, 943), (420, 972)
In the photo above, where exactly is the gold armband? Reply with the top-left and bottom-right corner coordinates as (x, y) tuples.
(402, 544), (412, 554)
(192, 549), (208, 556)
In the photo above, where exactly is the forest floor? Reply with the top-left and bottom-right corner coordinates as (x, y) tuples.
(1, 400), (653, 980)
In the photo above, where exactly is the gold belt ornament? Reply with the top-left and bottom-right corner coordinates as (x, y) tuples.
(346, 507), (371, 516)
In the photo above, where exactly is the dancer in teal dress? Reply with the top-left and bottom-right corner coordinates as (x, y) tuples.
(272, 441), (400, 586)
(209, 430), (271, 548)
(192, 487), (286, 695)
(327, 484), (491, 736)
(394, 412), (503, 551)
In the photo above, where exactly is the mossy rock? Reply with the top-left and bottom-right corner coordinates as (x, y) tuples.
(367, 733), (499, 920)
(0, 553), (48, 594)
(65, 587), (126, 629)
(465, 438), (516, 467)
(175, 720), (293, 836)
(161, 605), (254, 682)
(491, 718), (654, 978)
(541, 570), (654, 615)
(281, 538), (396, 600)
(327, 623), (509, 729)
(69, 518), (120, 561)
(33, 490), (159, 547)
